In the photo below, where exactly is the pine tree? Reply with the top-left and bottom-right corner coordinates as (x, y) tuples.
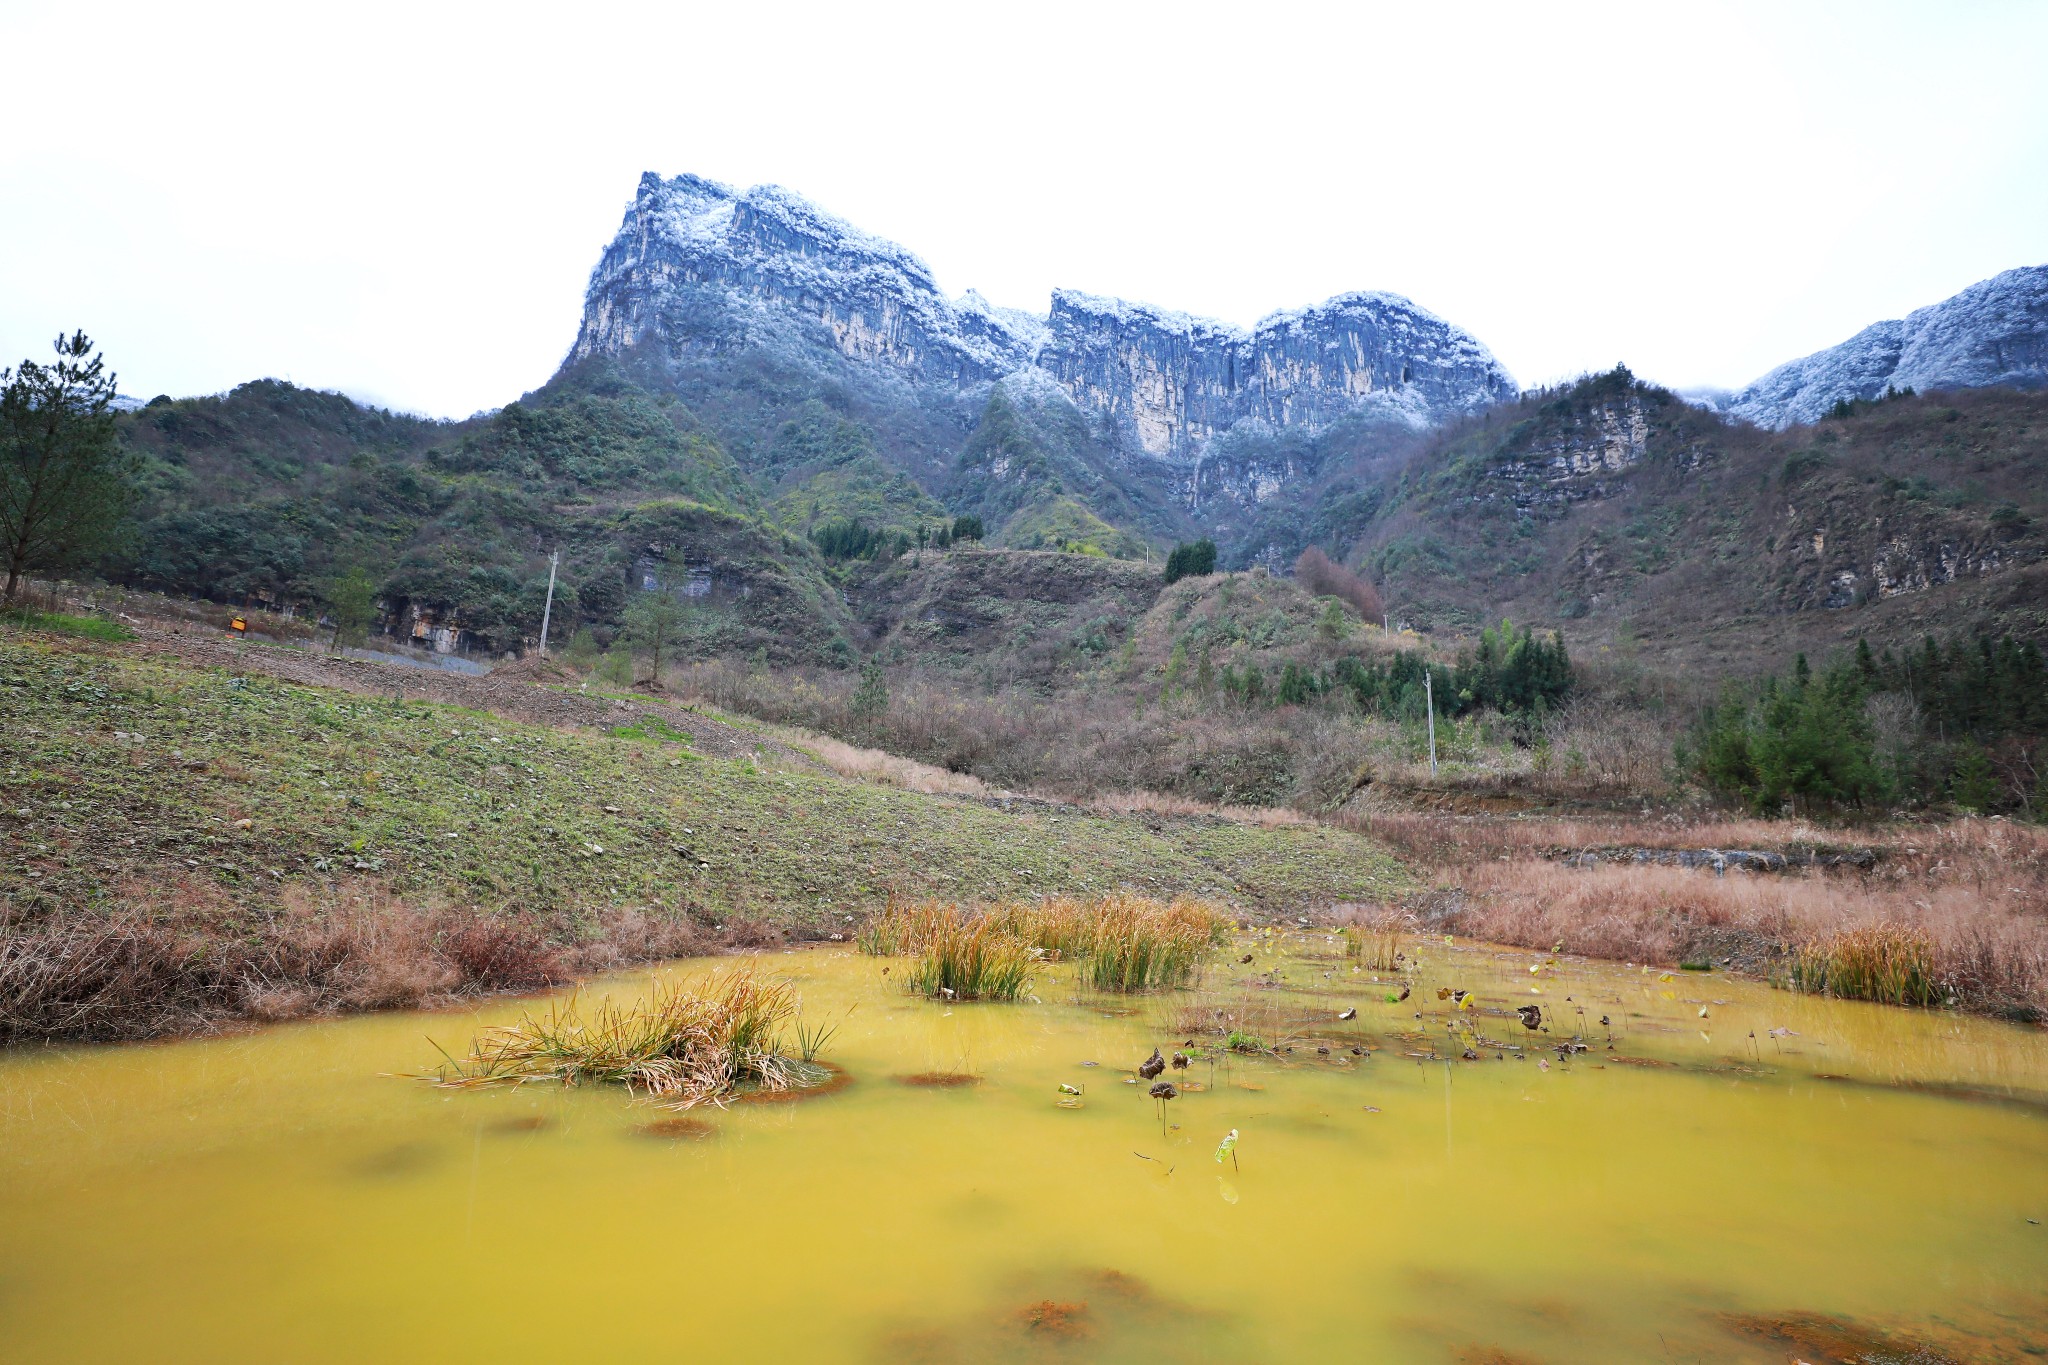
(851, 657), (889, 720)
(1163, 539), (1217, 585)
(1, 332), (135, 602)
(622, 588), (688, 680)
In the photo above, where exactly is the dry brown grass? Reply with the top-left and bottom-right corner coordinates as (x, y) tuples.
(1334, 902), (1418, 970)
(1391, 816), (2048, 1019)
(672, 656), (1395, 811)
(1344, 811), (1879, 865)
(779, 729), (993, 797)
(0, 882), (740, 1043)
(1085, 790), (1310, 827)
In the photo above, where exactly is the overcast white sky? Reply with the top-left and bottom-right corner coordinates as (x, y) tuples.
(2, 0), (2044, 416)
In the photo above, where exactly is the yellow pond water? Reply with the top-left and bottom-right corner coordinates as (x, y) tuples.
(3, 935), (2046, 1363)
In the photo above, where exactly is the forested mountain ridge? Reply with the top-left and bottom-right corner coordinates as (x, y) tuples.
(111, 367), (854, 661)
(1345, 370), (2048, 672)
(73, 175), (2048, 679)
(565, 171), (1515, 557)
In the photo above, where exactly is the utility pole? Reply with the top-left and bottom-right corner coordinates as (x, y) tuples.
(1425, 669), (1438, 777)
(537, 548), (560, 657)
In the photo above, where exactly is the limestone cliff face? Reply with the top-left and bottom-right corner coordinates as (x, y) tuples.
(1447, 390), (1710, 522)
(572, 172), (1035, 385)
(571, 173), (1515, 492)
(1726, 265), (2048, 429)
(1773, 494), (2039, 613)
(1037, 290), (1516, 464)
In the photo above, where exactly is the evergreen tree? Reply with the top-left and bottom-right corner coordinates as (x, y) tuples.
(1163, 539), (1218, 584)
(1, 332), (135, 602)
(622, 588), (688, 679)
(851, 656), (890, 720)
(1950, 744), (2000, 813)
(324, 566), (379, 650)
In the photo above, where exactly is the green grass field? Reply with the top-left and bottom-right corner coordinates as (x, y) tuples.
(0, 633), (1404, 942)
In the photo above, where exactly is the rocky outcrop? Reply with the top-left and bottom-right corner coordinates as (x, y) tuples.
(1726, 265), (2048, 428)
(1476, 396), (1657, 516)
(572, 172), (1036, 386)
(1038, 290), (1515, 463)
(571, 173), (1515, 476)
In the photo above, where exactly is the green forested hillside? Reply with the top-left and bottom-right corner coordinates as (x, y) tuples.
(93, 351), (2048, 682)
(1343, 372), (2048, 671)
(109, 367), (854, 660)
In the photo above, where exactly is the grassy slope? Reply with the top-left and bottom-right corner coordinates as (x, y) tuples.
(0, 633), (1404, 938)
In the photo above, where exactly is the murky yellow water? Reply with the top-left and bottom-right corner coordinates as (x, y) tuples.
(3, 936), (2046, 1363)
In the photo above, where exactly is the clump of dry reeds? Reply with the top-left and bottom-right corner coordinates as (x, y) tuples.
(905, 908), (1036, 1002)
(857, 893), (1227, 997)
(1789, 924), (1944, 1006)
(1337, 903), (1414, 971)
(432, 967), (816, 1109)
(1068, 894), (1225, 992)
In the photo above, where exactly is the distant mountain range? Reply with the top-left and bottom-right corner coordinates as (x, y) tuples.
(564, 172), (2047, 553)
(565, 172), (1520, 558)
(91, 172), (2048, 667)
(575, 172), (1518, 461)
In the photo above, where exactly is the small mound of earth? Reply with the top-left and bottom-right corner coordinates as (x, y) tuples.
(488, 653), (580, 684)
(895, 1072), (982, 1088)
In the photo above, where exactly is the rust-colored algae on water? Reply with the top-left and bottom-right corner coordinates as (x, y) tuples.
(485, 1114), (551, 1134)
(1016, 1299), (1091, 1338)
(894, 1071), (982, 1088)
(1721, 1310), (1962, 1364)
(1081, 1268), (1153, 1301)
(739, 1060), (854, 1104)
(639, 1115), (716, 1141)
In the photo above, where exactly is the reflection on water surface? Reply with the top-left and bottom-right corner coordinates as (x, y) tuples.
(2, 934), (2044, 1362)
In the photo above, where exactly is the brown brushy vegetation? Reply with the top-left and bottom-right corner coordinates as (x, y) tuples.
(1357, 813), (2048, 1019)
(1294, 546), (1383, 624)
(674, 651), (1684, 815)
(679, 657), (1370, 808)
(0, 881), (744, 1042)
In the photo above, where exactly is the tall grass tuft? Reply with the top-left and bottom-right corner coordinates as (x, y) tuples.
(1789, 924), (1945, 1007)
(432, 967), (817, 1108)
(1336, 904), (1413, 972)
(899, 908), (1036, 1002)
(859, 893), (1226, 997)
(1080, 894), (1220, 991)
